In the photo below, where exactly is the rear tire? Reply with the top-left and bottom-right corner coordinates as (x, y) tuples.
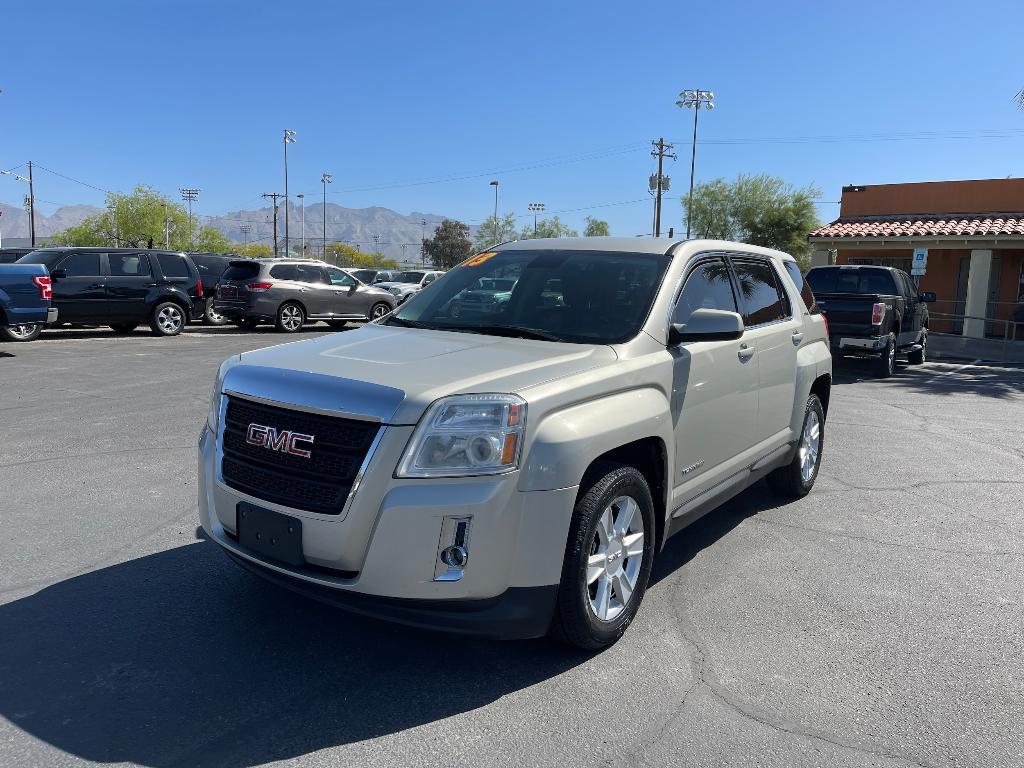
(110, 323), (137, 334)
(203, 298), (228, 326)
(234, 318), (260, 331)
(275, 302), (305, 333)
(550, 463), (655, 650)
(767, 394), (825, 498)
(0, 323), (42, 342)
(149, 302), (185, 337)
(874, 332), (896, 377)
(907, 330), (926, 365)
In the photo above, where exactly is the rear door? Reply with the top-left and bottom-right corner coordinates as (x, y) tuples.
(51, 251), (105, 321)
(324, 266), (364, 316)
(294, 263), (332, 317)
(104, 252), (152, 320)
(730, 256), (800, 448)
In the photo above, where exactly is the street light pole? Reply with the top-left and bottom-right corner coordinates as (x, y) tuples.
(296, 193), (305, 256)
(489, 180), (499, 243)
(420, 218), (427, 266)
(676, 89), (715, 238)
(27, 161), (36, 247)
(283, 129), (296, 256)
(321, 172), (332, 259)
(179, 188), (200, 249)
(528, 202), (545, 236)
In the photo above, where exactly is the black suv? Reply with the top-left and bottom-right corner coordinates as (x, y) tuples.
(187, 252), (235, 326)
(0, 247), (35, 264)
(16, 248), (203, 336)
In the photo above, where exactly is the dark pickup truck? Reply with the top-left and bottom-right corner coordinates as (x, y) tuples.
(0, 263), (56, 342)
(806, 264), (936, 377)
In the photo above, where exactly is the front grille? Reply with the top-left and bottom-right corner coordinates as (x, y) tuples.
(221, 395), (380, 515)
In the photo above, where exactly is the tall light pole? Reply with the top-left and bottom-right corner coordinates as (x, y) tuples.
(321, 172), (332, 258)
(2, 165), (36, 246)
(420, 218), (427, 266)
(528, 202), (545, 236)
(239, 223), (251, 245)
(179, 187), (200, 249)
(676, 89), (715, 238)
(296, 193), (305, 256)
(283, 129), (296, 256)
(489, 180), (499, 243)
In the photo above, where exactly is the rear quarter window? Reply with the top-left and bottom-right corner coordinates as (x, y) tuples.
(156, 253), (191, 279)
(269, 264), (300, 280)
(783, 261), (818, 314)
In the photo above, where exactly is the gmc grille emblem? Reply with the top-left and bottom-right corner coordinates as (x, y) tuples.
(245, 422), (314, 458)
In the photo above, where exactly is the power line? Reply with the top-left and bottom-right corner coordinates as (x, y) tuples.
(33, 163), (114, 194)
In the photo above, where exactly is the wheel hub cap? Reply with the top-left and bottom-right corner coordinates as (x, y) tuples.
(587, 495), (644, 623)
(799, 409), (821, 483)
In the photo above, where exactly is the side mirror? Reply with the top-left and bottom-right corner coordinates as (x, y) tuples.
(919, 291), (937, 303)
(348, 283), (358, 293)
(669, 308), (745, 345)
(50, 269), (67, 280)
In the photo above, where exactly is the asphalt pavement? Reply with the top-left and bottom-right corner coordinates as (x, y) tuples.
(1, 325), (1023, 768)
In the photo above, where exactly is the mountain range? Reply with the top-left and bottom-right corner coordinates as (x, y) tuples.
(0, 200), (472, 261)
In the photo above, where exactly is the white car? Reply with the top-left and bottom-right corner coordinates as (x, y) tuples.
(375, 270), (444, 304)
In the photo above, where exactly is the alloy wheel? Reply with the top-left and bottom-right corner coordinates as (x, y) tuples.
(6, 324), (38, 340)
(799, 409), (821, 483)
(587, 495), (645, 622)
(371, 304), (390, 320)
(157, 306), (182, 334)
(281, 305), (303, 331)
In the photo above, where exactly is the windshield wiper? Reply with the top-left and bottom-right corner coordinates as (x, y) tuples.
(384, 316), (429, 329)
(441, 324), (564, 342)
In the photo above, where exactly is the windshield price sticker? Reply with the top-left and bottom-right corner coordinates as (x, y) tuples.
(464, 252), (497, 268)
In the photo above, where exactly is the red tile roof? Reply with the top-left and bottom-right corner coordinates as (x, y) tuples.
(810, 213), (1024, 239)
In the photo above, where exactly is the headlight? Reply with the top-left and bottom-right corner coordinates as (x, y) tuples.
(396, 394), (526, 478)
(207, 356), (241, 433)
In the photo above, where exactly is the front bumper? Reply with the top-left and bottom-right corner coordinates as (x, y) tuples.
(198, 422), (574, 639)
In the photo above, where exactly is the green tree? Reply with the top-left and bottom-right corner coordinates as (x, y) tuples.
(474, 213), (518, 250)
(424, 218), (473, 269)
(195, 227), (233, 253)
(519, 215), (578, 240)
(583, 216), (610, 237)
(323, 243), (397, 268)
(683, 174), (820, 263)
(234, 243), (274, 258)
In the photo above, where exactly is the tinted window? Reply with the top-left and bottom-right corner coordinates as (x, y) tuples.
(673, 259), (738, 324)
(156, 253), (190, 279)
(423, 273), (438, 285)
(326, 267), (356, 286)
(58, 252), (101, 276)
(223, 262), (260, 281)
(295, 264), (326, 284)
(806, 267), (898, 296)
(351, 269), (376, 283)
(269, 264), (299, 280)
(191, 256), (229, 281)
(733, 259), (787, 325)
(109, 253), (151, 277)
(15, 249), (62, 266)
(783, 260), (818, 314)
(393, 249), (670, 344)
(394, 271), (426, 283)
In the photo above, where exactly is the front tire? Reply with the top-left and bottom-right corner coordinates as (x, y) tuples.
(149, 302), (185, 337)
(907, 330), (926, 365)
(275, 302), (305, 333)
(551, 463), (655, 650)
(767, 394), (825, 498)
(0, 323), (42, 342)
(874, 332), (896, 377)
(369, 302), (392, 322)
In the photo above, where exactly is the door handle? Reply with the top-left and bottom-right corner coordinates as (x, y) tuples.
(738, 343), (755, 362)
(791, 331), (804, 346)
(299, 287), (308, 292)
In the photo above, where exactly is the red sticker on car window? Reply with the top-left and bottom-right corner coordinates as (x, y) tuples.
(464, 252), (496, 267)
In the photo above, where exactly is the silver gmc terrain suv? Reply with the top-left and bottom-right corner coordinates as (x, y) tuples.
(199, 237), (832, 649)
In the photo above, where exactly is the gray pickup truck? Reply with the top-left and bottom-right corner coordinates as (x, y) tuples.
(199, 237), (832, 648)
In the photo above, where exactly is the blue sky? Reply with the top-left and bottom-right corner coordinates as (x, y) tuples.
(2, 0), (1022, 237)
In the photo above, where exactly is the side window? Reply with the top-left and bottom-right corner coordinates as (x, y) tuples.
(326, 268), (355, 287)
(57, 252), (101, 276)
(269, 264), (298, 280)
(109, 253), (151, 277)
(156, 253), (190, 279)
(673, 258), (738, 324)
(295, 264), (326, 284)
(423, 273), (437, 286)
(732, 259), (787, 326)
(783, 260), (818, 314)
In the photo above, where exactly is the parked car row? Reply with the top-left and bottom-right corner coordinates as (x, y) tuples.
(0, 246), (444, 342)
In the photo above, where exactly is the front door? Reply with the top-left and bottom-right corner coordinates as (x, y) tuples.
(324, 267), (364, 317)
(104, 252), (152, 321)
(671, 256), (759, 491)
(51, 251), (106, 321)
(730, 257), (799, 448)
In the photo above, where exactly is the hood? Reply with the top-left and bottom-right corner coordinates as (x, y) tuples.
(375, 281), (418, 291)
(234, 322), (617, 424)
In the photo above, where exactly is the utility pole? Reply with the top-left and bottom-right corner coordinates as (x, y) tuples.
(179, 187), (200, 249)
(27, 161), (36, 247)
(676, 89), (715, 238)
(239, 223), (251, 245)
(296, 193), (305, 255)
(488, 180), (500, 243)
(528, 202), (545, 235)
(262, 192), (284, 257)
(372, 233), (381, 263)
(650, 139), (676, 237)
(321, 172), (332, 258)
(283, 129), (296, 257)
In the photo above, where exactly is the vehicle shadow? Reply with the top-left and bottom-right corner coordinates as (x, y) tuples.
(0, 542), (588, 767)
(831, 358), (1024, 399)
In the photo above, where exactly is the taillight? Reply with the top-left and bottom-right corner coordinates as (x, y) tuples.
(33, 275), (52, 300)
(248, 282), (273, 293)
(871, 302), (886, 325)
(196, 278), (204, 298)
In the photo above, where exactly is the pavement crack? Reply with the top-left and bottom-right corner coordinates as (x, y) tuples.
(0, 444), (193, 469)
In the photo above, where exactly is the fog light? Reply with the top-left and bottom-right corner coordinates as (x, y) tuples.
(435, 516), (471, 581)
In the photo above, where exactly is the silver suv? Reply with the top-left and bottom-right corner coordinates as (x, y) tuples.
(214, 259), (396, 332)
(199, 238), (831, 648)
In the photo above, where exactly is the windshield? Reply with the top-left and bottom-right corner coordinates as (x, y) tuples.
(392, 271), (426, 283)
(389, 249), (671, 344)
